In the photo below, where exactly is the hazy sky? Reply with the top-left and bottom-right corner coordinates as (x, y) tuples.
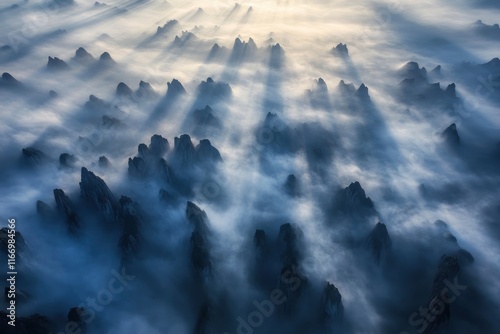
(0, 1), (499, 333)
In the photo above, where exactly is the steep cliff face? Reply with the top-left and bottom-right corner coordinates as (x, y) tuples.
(53, 189), (80, 234)
(333, 181), (375, 216)
(118, 196), (142, 269)
(422, 256), (461, 334)
(320, 282), (344, 331)
(185, 202), (214, 281)
(79, 167), (118, 224)
(365, 222), (392, 262)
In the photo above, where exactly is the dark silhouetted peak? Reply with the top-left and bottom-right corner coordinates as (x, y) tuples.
(79, 167), (118, 223)
(332, 43), (348, 56)
(443, 230), (458, 243)
(209, 43), (221, 58)
(279, 223), (304, 266)
(118, 196), (142, 258)
(434, 219), (448, 229)
(37, 200), (54, 219)
(137, 143), (150, 159)
(366, 222), (392, 262)
(99, 52), (115, 65)
(190, 231), (213, 278)
(433, 255), (460, 287)
(158, 158), (175, 186)
(431, 65), (441, 75)
(258, 112), (297, 153)
(22, 147), (48, 167)
(100, 52), (112, 60)
(172, 31), (196, 46)
(433, 255), (460, 285)
(0, 72), (23, 90)
(47, 56), (69, 70)
(317, 77), (327, 88)
(263, 111), (287, 130)
(335, 181), (375, 214)
(85, 94), (111, 111)
(248, 37), (257, 49)
(308, 78), (331, 109)
(186, 202), (212, 278)
(356, 83), (370, 100)
(133, 144), (150, 169)
(186, 201), (209, 233)
(474, 20), (500, 38)
(192, 105), (221, 130)
(116, 82), (132, 97)
(98, 156), (111, 169)
(441, 123), (460, 147)
(433, 220), (475, 265)
(423, 256), (460, 333)
(271, 43), (283, 52)
(233, 37), (243, 48)
(195, 139), (222, 165)
(49, 90), (58, 98)
(402, 61), (420, 72)
(53, 189), (80, 234)
(231, 37), (259, 62)
(102, 115), (123, 130)
(338, 80), (356, 95)
(285, 174), (300, 197)
(173, 134), (196, 166)
(59, 153), (76, 168)
(399, 61), (427, 82)
(445, 83), (456, 98)
(149, 134), (169, 157)
(135, 80), (156, 98)
(487, 57), (500, 67)
(156, 19), (179, 35)
(139, 80), (152, 89)
(398, 63), (459, 106)
(197, 77), (232, 99)
(128, 157), (147, 179)
(73, 47), (94, 64)
(167, 78), (186, 97)
(2, 72), (18, 84)
(476, 57), (500, 73)
(320, 282), (344, 326)
(270, 43), (285, 68)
